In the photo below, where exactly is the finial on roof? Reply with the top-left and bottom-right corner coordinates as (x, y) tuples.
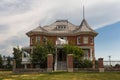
(83, 5), (85, 19)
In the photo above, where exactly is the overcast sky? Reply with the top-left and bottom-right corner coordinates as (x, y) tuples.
(0, 0), (120, 59)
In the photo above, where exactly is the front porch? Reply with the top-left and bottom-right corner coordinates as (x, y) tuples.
(21, 44), (94, 71)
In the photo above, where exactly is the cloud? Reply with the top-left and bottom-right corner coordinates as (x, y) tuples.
(0, 0), (120, 56)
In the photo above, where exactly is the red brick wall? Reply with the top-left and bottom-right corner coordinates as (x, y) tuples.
(67, 54), (73, 68)
(98, 58), (104, 68)
(47, 54), (53, 68)
(29, 34), (95, 47)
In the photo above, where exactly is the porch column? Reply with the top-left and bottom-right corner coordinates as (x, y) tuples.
(54, 48), (57, 71)
(24, 64), (27, 69)
(31, 47), (33, 68)
(90, 48), (92, 61)
(67, 54), (73, 72)
(47, 54), (53, 72)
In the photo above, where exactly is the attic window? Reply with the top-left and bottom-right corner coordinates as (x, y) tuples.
(56, 25), (66, 30)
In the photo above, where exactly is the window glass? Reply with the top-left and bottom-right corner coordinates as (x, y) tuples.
(83, 36), (88, 44)
(36, 36), (40, 43)
(43, 36), (47, 44)
(77, 37), (81, 44)
(30, 37), (34, 44)
(56, 25), (66, 29)
(90, 37), (94, 44)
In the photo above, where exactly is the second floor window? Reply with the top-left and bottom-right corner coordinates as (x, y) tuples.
(43, 36), (47, 44)
(83, 36), (88, 44)
(36, 36), (40, 43)
(90, 37), (94, 44)
(30, 37), (34, 45)
(77, 37), (81, 44)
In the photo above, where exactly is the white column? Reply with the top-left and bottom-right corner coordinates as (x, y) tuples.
(54, 48), (57, 71)
(90, 48), (93, 61)
(24, 64), (27, 69)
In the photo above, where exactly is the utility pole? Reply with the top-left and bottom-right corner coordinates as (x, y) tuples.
(108, 56), (111, 66)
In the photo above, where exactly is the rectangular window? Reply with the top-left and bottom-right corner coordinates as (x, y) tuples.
(36, 36), (40, 43)
(30, 37), (34, 45)
(90, 37), (94, 44)
(83, 37), (88, 44)
(77, 37), (81, 44)
(43, 36), (47, 44)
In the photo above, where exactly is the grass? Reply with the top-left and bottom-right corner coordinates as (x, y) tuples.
(0, 71), (120, 80)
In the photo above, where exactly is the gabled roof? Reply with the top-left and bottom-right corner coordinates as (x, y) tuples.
(26, 26), (47, 36)
(73, 19), (98, 36)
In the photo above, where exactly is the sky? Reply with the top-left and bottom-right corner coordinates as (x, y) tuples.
(0, 0), (120, 60)
(96, 22), (120, 60)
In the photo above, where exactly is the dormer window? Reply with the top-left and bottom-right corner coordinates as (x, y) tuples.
(56, 25), (66, 30)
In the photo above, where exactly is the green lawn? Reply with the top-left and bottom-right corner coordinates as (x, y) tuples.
(0, 71), (120, 80)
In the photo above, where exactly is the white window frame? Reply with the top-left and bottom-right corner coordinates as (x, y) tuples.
(90, 36), (94, 44)
(77, 37), (81, 44)
(30, 37), (33, 45)
(36, 36), (40, 43)
(43, 36), (47, 44)
(83, 36), (88, 44)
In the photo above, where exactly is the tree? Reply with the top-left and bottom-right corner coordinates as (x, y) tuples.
(32, 44), (47, 63)
(44, 41), (55, 54)
(32, 41), (55, 68)
(0, 54), (3, 68)
(63, 44), (84, 60)
(12, 46), (22, 68)
(6, 56), (12, 69)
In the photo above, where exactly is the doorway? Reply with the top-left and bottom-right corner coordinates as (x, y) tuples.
(57, 48), (67, 70)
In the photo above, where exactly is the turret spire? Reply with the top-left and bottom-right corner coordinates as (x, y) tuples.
(83, 5), (85, 19)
